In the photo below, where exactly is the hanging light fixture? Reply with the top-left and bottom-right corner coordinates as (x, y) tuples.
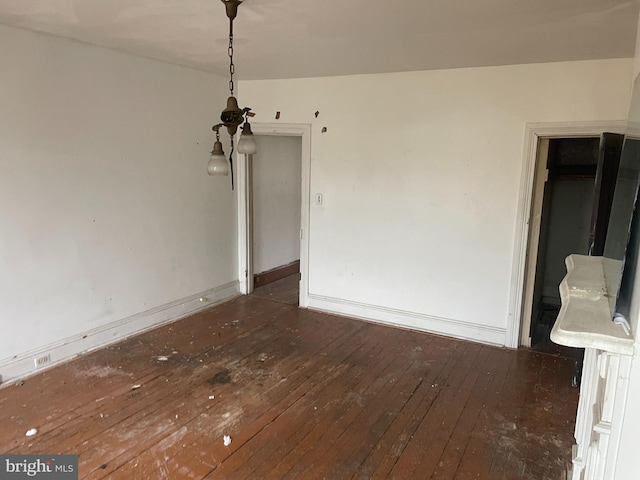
(208, 0), (256, 188)
(207, 126), (231, 175)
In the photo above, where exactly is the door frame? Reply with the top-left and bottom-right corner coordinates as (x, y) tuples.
(508, 120), (626, 348)
(236, 122), (312, 307)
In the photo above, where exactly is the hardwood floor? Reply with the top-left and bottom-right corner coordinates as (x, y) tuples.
(251, 273), (300, 306)
(0, 292), (578, 479)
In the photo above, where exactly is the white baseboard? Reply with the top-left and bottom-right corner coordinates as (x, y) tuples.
(307, 294), (507, 346)
(0, 281), (240, 386)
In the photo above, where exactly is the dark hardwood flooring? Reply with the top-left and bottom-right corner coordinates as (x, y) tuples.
(0, 286), (578, 479)
(251, 273), (299, 306)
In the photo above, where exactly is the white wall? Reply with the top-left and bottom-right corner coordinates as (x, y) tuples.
(252, 135), (301, 274)
(612, 13), (640, 478)
(240, 59), (632, 345)
(0, 25), (238, 382)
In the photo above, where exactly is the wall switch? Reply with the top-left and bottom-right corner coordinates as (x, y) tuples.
(315, 194), (323, 205)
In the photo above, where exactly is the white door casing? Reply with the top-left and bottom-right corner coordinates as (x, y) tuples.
(236, 123), (312, 307)
(509, 120), (626, 348)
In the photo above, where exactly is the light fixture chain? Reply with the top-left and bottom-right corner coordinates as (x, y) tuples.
(228, 18), (235, 95)
(208, 0), (254, 184)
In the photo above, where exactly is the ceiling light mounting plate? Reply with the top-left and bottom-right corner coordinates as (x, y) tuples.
(221, 0), (243, 20)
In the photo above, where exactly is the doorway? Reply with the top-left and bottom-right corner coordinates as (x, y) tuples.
(236, 123), (312, 307)
(529, 137), (599, 350)
(250, 135), (302, 306)
(520, 133), (624, 350)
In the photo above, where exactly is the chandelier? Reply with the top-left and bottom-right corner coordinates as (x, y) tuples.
(207, 0), (257, 188)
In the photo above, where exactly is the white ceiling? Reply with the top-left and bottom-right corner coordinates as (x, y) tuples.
(0, 0), (638, 80)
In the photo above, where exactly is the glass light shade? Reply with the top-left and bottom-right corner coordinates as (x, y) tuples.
(207, 141), (229, 175)
(237, 133), (257, 154)
(237, 121), (257, 155)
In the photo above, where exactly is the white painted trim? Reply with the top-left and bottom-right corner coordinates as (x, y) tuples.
(237, 123), (312, 308)
(0, 281), (240, 386)
(520, 138), (550, 349)
(308, 294), (507, 346)
(508, 120), (627, 348)
(237, 150), (251, 295)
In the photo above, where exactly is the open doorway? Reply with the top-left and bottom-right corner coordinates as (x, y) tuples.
(521, 134), (624, 352)
(237, 123), (311, 307)
(529, 138), (599, 350)
(249, 135), (302, 306)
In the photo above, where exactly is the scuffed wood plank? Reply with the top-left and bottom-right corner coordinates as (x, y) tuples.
(0, 289), (578, 480)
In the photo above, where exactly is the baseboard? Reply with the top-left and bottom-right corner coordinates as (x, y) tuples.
(307, 294), (507, 346)
(254, 260), (300, 288)
(0, 281), (241, 386)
